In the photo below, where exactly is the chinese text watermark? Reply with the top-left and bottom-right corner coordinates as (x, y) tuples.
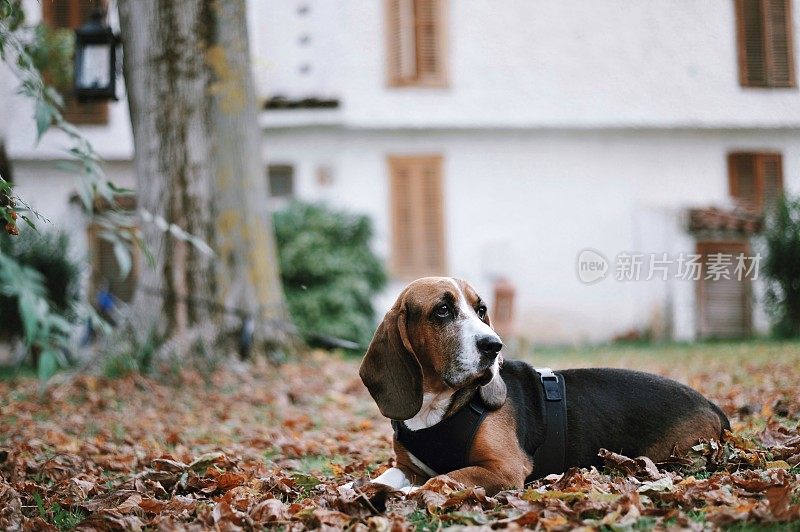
(576, 250), (761, 284)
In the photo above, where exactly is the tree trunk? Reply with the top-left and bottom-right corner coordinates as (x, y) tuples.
(117, 0), (289, 354)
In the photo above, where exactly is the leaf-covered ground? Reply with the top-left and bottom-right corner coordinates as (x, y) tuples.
(1, 341), (799, 530)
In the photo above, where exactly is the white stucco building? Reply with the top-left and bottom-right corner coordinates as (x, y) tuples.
(2, 0), (799, 344)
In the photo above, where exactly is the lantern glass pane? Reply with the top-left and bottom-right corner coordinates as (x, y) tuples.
(78, 44), (111, 89)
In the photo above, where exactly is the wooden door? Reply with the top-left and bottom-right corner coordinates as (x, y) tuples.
(696, 241), (752, 339)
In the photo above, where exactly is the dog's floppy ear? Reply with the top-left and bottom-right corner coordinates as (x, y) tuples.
(479, 311), (507, 409)
(359, 302), (423, 420)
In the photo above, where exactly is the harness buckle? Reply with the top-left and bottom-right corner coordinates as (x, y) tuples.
(536, 367), (563, 401)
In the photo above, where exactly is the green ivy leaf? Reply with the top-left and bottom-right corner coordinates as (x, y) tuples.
(43, 85), (64, 108)
(113, 239), (132, 279)
(37, 348), (59, 383)
(48, 314), (73, 334)
(20, 215), (37, 230)
(107, 181), (135, 195)
(18, 293), (42, 345)
(34, 98), (53, 141)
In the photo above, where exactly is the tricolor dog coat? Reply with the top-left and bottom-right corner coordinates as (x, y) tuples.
(357, 277), (730, 495)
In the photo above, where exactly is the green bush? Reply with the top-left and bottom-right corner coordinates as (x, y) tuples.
(273, 202), (387, 348)
(25, 24), (75, 90)
(0, 231), (81, 341)
(762, 194), (800, 338)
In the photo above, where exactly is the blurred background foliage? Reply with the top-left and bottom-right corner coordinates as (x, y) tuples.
(0, 231), (81, 341)
(0, 230), (86, 385)
(24, 24), (74, 90)
(0, 0), (22, 31)
(274, 202), (387, 349)
(763, 193), (800, 338)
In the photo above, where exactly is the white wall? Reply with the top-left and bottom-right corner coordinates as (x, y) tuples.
(253, 0), (800, 129)
(263, 127), (800, 343)
(249, 0), (343, 101)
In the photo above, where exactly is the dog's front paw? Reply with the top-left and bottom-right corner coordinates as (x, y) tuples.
(339, 477), (376, 493)
(419, 474), (465, 493)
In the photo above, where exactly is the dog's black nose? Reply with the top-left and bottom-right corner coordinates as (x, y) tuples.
(476, 335), (503, 357)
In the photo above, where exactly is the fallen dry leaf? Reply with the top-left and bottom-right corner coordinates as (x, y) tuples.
(0, 348), (798, 529)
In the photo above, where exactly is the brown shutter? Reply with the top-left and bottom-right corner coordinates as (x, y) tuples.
(758, 153), (784, 210)
(386, 0), (403, 85)
(42, 1), (103, 32)
(386, 0), (446, 87)
(737, 0), (768, 86)
(42, 1), (74, 28)
(419, 158), (445, 271)
(386, 0), (418, 86)
(764, 0), (795, 86)
(41, 0), (109, 125)
(414, 0), (445, 85)
(736, 0), (796, 87)
(696, 241), (751, 339)
(728, 152), (784, 213)
(728, 153), (758, 210)
(389, 155), (446, 278)
(60, 98), (109, 125)
(89, 225), (138, 304)
(390, 161), (415, 275)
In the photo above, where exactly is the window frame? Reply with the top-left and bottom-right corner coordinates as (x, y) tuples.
(267, 164), (295, 199)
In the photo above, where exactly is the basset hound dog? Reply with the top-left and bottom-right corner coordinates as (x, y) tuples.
(355, 277), (730, 495)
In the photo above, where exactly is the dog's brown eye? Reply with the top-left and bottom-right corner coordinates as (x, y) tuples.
(434, 304), (451, 318)
(477, 306), (487, 319)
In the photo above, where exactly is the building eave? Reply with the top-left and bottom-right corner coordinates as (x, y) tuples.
(259, 115), (800, 133)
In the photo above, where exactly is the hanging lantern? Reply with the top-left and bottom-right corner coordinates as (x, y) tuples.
(74, 9), (119, 101)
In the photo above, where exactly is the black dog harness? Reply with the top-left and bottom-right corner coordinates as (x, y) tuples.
(392, 368), (567, 478)
(533, 368), (567, 477)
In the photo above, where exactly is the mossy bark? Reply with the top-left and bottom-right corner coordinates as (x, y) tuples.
(118, 0), (289, 354)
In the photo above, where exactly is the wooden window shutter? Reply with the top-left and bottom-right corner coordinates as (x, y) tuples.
(696, 241), (752, 339)
(728, 153), (759, 210)
(737, 0), (768, 85)
(759, 153), (784, 209)
(390, 161), (416, 275)
(728, 152), (784, 213)
(419, 158), (445, 271)
(386, 0), (402, 84)
(765, 0), (795, 85)
(41, 0), (109, 125)
(89, 225), (138, 305)
(386, 0), (417, 85)
(386, 0), (446, 87)
(42, 1), (74, 28)
(42, 1), (103, 33)
(414, 0), (445, 84)
(736, 0), (796, 87)
(389, 155), (446, 278)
